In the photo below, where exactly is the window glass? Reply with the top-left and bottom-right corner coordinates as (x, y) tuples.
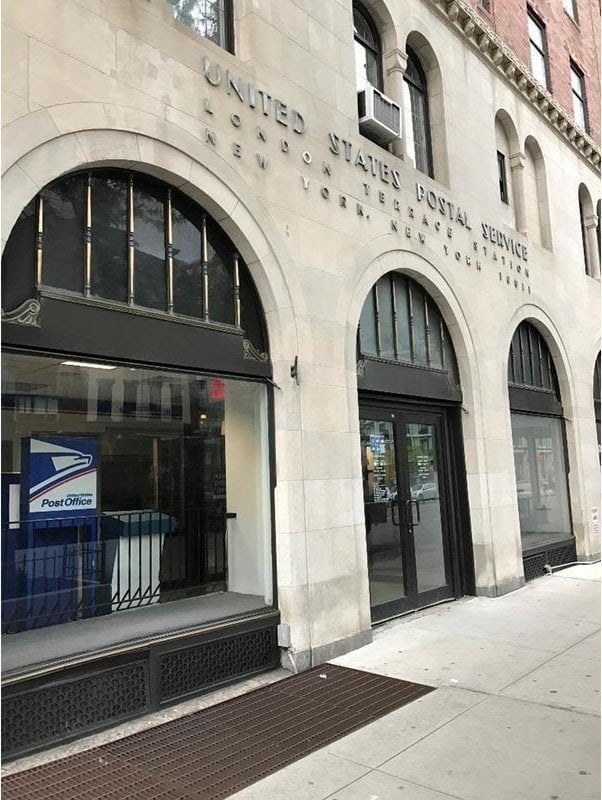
(511, 413), (571, 551)
(403, 52), (433, 177)
(42, 176), (86, 293)
(497, 151), (509, 204)
(171, 0), (229, 50)
(563, 0), (577, 18)
(359, 290), (378, 357)
(376, 278), (395, 359)
(427, 300), (443, 369)
(91, 176), (128, 302)
(172, 197), (203, 319)
(394, 278), (412, 363)
(1, 198), (36, 311)
(1, 351), (272, 634)
(206, 219), (235, 326)
(570, 65), (587, 131)
(353, 5), (380, 90)
(411, 286), (428, 364)
(528, 11), (548, 88)
(134, 180), (167, 311)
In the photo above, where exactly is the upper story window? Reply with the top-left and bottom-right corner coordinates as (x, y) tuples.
(527, 8), (549, 89)
(353, 3), (382, 90)
(169, 0), (233, 52)
(403, 48), (434, 178)
(563, 0), (578, 20)
(497, 151), (509, 204)
(570, 62), (588, 131)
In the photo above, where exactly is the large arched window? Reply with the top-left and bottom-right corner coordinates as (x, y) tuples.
(403, 48), (433, 178)
(1, 170), (274, 658)
(1, 169), (267, 357)
(353, 2), (382, 91)
(358, 272), (460, 397)
(508, 322), (573, 579)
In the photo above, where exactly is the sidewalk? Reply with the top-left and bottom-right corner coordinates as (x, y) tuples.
(231, 564), (600, 800)
(3, 564), (600, 800)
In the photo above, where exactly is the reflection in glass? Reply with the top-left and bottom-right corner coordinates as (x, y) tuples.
(1, 199), (36, 311)
(43, 176), (85, 293)
(511, 413), (571, 550)
(1, 352), (272, 635)
(134, 182), (166, 311)
(377, 279), (395, 359)
(91, 176), (128, 302)
(405, 422), (446, 593)
(171, 0), (228, 49)
(361, 418), (404, 609)
(172, 197), (202, 319)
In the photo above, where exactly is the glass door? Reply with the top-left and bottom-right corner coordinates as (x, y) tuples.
(361, 404), (456, 622)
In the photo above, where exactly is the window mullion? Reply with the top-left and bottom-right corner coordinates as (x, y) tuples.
(127, 174), (135, 306)
(85, 174), (92, 297)
(166, 188), (174, 314)
(36, 194), (44, 289)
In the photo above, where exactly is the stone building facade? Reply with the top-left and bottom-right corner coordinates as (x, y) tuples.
(1, 0), (600, 757)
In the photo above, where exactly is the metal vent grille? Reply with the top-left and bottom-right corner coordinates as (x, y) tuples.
(2, 662), (148, 756)
(523, 552), (547, 581)
(523, 540), (577, 582)
(373, 90), (401, 132)
(160, 627), (278, 702)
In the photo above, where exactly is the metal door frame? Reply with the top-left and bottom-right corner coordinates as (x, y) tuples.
(360, 394), (473, 623)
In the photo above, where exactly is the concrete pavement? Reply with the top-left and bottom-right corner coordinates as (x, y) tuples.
(3, 565), (600, 800)
(231, 564), (601, 800)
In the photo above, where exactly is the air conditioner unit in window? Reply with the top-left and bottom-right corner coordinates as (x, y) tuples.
(358, 85), (401, 145)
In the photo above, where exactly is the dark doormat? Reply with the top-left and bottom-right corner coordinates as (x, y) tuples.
(2, 664), (434, 800)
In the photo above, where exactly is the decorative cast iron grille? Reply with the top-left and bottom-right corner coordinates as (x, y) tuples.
(2, 662), (149, 756)
(160, 627), (278, 701)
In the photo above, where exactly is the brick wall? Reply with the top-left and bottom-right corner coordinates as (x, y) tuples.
(466, 0), (600, 142)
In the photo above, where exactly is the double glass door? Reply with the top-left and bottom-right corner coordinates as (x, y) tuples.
(360, 404), (456, 622)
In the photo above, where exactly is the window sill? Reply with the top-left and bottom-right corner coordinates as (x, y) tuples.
(2, 593), (276, 682)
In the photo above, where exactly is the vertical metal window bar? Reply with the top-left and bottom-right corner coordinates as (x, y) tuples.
(127, 174), (135, 306)
(424, 292), (431, 366)
(390, 273), (399, 360)
(407, 279), (415, 363)
(440, 318), (446, 370)
(373, 283), (381, 357)
(233, 252), (241, 328)
(201, 213), (210, 321)
(35, 195), (44, 288)
(166, 189), (174, 314)
(84, 175), (92, 296)
(546, 351), (554, 392)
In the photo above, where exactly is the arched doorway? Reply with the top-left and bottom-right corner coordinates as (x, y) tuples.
(357, 271), (473, 622)
(507, 321), (575, 579)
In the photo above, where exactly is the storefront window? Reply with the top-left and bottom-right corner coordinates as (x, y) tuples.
(1, 352), (272, 634)
(511, 414), (571, 551)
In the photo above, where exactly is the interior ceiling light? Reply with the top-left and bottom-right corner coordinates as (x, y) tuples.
(60, 360), (116, 370)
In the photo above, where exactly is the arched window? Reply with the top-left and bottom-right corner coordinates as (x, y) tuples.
(358, 272), (460, 392)
(494, 111), (518, 221)
(1, 169), (267, 356)
(1, 169), (274, 654)
(169, 0), (233, 53)
(403, 48), (433, 178)
(508, 322), (573, 579)
(353, 2), (382, 91)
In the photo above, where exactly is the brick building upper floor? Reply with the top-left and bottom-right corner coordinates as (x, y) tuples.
(467, 0), (600, 142)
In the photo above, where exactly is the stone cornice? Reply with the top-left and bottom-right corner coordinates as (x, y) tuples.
(429, 0), (601, 173)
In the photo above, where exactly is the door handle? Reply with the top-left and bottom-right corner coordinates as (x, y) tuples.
(405, 499), (421, 526)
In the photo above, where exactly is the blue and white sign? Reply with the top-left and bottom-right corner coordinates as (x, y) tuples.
(21, 437), (99, 520)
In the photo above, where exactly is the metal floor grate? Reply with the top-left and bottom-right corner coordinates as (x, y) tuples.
(3, 664), (434, 800)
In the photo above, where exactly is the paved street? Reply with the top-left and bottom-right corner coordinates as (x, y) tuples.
(232, 564), (600, 800)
